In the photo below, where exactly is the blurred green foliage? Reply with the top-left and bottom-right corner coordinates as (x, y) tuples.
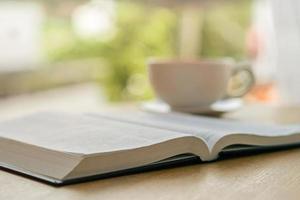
(45, 1), (251, 102)
(46, 2), (177, 101)
(201, 0), (251, 59)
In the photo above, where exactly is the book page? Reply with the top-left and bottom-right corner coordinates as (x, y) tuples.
(0, 112), (189, 155)
(91, 111), (300, 147)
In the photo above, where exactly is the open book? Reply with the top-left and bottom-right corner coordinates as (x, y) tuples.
(1, 111), (300, 185)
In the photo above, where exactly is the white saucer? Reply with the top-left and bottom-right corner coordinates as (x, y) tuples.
(141, 98), (243, 115)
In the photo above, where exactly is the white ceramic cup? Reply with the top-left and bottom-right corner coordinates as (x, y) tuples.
(148, 59), (254, 110)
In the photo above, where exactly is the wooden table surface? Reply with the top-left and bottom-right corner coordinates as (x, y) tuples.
(1, 86), (300, 200)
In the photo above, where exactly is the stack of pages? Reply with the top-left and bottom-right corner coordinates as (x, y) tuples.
(1, 111), (300, 185)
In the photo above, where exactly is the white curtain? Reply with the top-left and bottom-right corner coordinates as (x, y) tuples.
(253, 0), (300, 105)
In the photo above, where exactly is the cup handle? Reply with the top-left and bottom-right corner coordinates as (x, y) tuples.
(225, 61), (255, 98)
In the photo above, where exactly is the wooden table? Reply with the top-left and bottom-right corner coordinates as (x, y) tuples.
(1, 86), (300, 200)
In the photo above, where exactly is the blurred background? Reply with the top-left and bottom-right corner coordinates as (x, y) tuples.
(1, 0), (298, 118)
